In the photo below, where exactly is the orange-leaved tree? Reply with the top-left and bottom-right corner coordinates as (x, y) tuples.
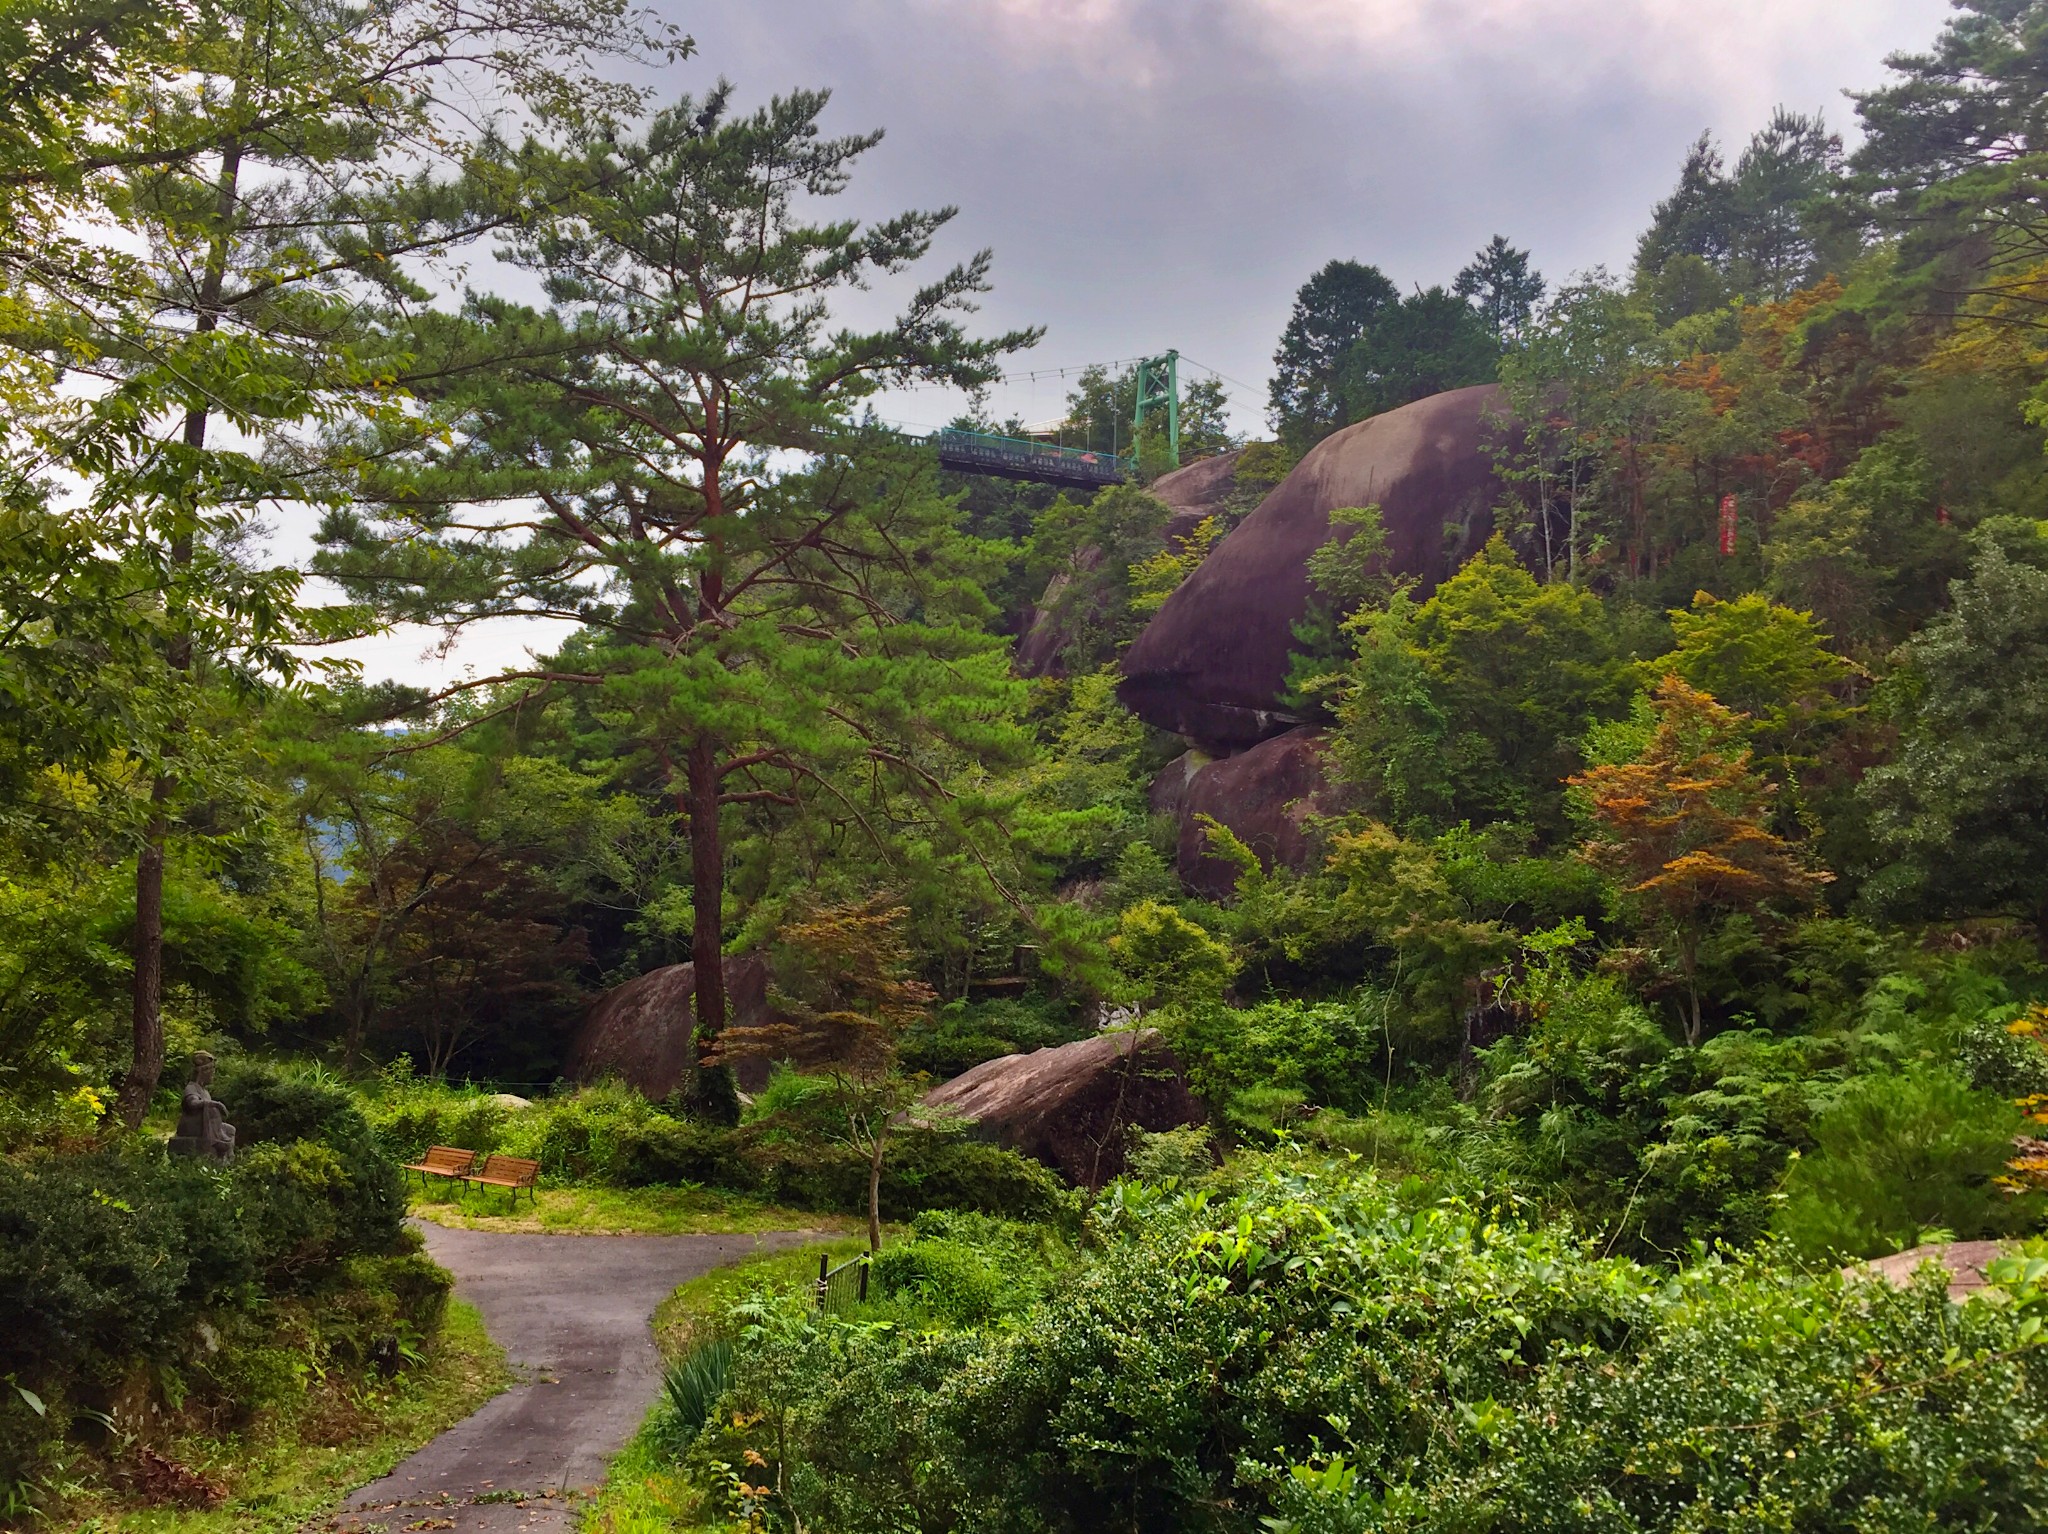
(710, 898), (936, 1253)
(1569, 676), (1827, 1046)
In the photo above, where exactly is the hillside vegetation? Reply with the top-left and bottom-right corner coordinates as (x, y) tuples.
(5, 1), (2048, 1528)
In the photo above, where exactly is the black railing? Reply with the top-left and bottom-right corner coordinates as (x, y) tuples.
(817, 1251), (870, 1314)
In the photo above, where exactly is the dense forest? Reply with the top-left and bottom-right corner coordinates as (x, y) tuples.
(4, 1), (2048, 1529)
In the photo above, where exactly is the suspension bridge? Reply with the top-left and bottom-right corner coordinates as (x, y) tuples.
(890, 350), (1262, 489)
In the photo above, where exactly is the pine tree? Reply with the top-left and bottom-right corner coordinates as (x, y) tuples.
(318, 87), (1036, 1111)
(1454, 235), (1546, 345)
(0, 0), (670, 1125)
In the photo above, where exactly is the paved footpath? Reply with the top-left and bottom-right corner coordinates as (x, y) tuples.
(318, 1222), (816, 1533)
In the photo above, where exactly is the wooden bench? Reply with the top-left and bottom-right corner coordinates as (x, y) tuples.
(401, 1145), (476, 1189)
(465, 1153), (540, 1209)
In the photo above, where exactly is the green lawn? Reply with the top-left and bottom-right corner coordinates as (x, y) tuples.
(407, 1178), (859, 1237)
(74, 1300), (509, 1534)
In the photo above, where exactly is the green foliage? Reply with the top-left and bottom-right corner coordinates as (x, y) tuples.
(1662, 589), (1855, 777)
(1333, 537), (1629, 836)
(0, 1075), (417, 1492)
(1110, 900), (1236, 1013)
(661, 1334), (736, 1449)
(900, 996), (1091, 1079)
(1454, 235), (1546, 345)
(712, 1156), (2048, 1533)
(1861, 541), (2048, 938)
(1773, 1065), (2033, 1260)
(1270, 260), (1401, 453)
(1175, 997), (1385, 1135)
(1281, 505), (1396, 716)
(1339, 286), (1500, 420)
(1020, 486), (1176, 672)
(1121, 1124), (1216, 1185)
(215, 1056), (407, 1260)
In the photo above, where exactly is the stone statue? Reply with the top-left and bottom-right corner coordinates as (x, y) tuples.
(167, 1051), (235, 1162)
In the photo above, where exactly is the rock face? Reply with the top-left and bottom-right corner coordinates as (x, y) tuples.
(1119, 385), (1511, 749)
(565, 956), (772, 1099)
(1015, 448), (1247, 678)
(1147, 447), (1250, 541)
(919, 1029), (1201, 1187)
(1155, 727), (1347, 898)
(1848, 1240), (2016, 1301)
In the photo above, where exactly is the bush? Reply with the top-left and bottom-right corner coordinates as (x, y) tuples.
(723, 1155), (2048, 1534)
(214, 1057), (406, 1262)
(0, 1065), (420, 1493)
(871, 1210), (1071, 1325)
(495, 1079), (666, 1182)
(360, 1073), (509, 1165)
(871, 1237), (1004, 1324)
(900, 995), (1092, 1079)
(1774, 1064), (2035, 1259)
(1175, 996), (1386, 1133)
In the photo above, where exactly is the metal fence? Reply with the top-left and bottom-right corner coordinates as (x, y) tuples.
(816, 1251), (870, 1314)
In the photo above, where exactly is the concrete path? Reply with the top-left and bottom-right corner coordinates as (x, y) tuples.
(319, 1222), (817, 1533)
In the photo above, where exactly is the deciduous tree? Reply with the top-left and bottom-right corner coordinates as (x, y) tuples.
(711, 898), (936, 1252)
(1571, 676), (1825, 1044)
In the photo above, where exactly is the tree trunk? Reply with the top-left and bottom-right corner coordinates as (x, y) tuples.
(123, 132), (242, 1127)
(866, 1128), (886, 1255)
(1681, 929), (1703, 1048)
(687, 737), (726, 1042)
(116, 814), (168, 1128)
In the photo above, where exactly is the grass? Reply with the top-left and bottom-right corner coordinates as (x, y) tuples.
(651, 1235), (874, 1358)
(407, 1178), (859, 1237)
(70, 1299), (510, 1534)
(584, 1235), (873, 1534)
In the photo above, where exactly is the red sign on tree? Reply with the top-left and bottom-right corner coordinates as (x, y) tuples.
(1718, 494), (1738, 556)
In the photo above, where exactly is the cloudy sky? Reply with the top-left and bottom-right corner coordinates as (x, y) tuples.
(334, 0), (1956, 683)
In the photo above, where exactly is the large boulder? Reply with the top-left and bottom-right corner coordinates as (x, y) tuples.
(1153, 727), (1347, 898)
(1847, 1240), (2017, 1301)
(919, 1029), (1201, 1187)
(1119, 385), (1512, 749)
(564, 956), (772, 1098)
(1015, 448), (1248, 678)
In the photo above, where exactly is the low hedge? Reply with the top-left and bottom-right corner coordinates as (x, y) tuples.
(363, 1079), (1070, 1222)
(614, 1118), (1069, 1222)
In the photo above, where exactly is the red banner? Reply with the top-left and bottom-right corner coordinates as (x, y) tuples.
(1718, 494), (1738, 556)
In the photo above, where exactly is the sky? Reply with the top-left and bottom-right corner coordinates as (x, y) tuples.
(326, 0), (1956, 685)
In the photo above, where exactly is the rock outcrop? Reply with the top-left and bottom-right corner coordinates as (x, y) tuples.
(565, 956), (773, 1098)
(1847, 1240), (2017, 1301)
(1119, 385), (1512, 749)
(1015, 448), (1247, 678)
(1153, 726), (1347, 898)
(918, 1029), (1201, 1187)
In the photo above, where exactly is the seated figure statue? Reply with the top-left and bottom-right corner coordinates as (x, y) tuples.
(167, 1051), (236, 1162)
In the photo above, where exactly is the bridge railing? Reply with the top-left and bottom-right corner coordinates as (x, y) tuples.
(929, 428), (1130, 488)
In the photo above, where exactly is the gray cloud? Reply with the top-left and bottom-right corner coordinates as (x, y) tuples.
(652, 0), (1951, 431)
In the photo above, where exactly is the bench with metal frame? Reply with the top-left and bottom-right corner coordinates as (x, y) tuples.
(464, 1152), (540, 1210)
(401, 1144), (476, 1189)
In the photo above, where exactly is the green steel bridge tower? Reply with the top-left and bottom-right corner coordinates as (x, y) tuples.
(928, 350), (1182, 487)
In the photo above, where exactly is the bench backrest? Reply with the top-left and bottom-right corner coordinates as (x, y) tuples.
(421, 1145), (475, 1173)
(477, 1153), (540, 1185)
